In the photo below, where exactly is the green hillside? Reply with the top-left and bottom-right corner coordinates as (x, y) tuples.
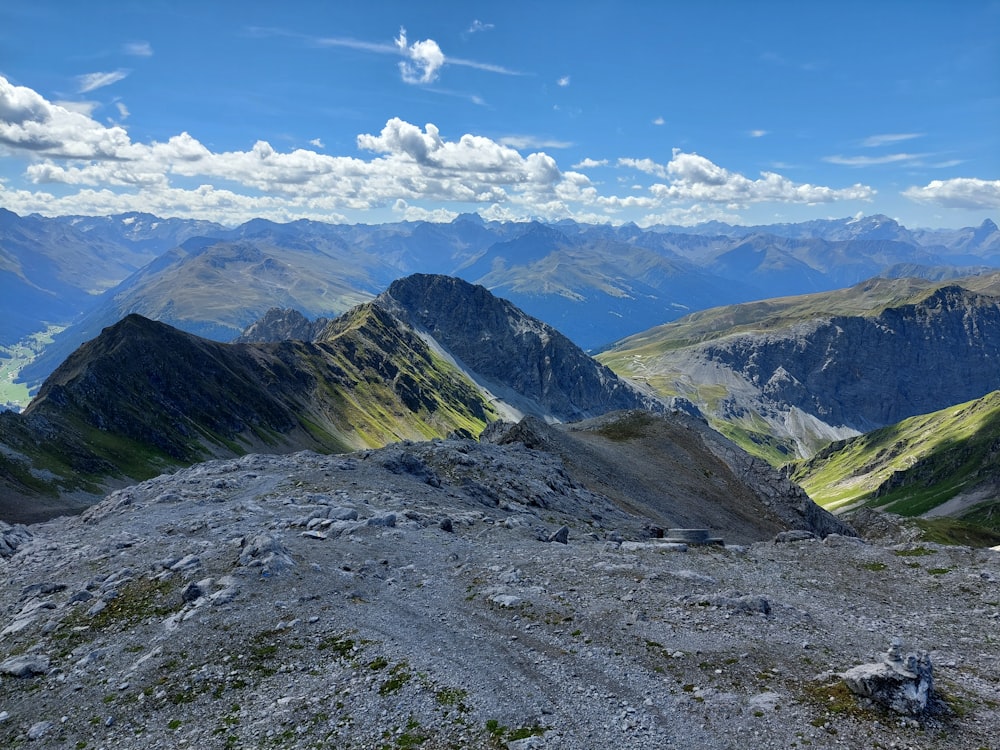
(790, 391), (1000, 538)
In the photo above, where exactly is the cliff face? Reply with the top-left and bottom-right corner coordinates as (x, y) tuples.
(375, 274), (664, 422)
(701, 286), (1000, 432)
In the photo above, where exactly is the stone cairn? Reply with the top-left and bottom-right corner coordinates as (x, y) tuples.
(841, 638), (935, 716)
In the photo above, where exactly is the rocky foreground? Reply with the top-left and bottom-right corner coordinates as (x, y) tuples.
(0, 435), (998, 749)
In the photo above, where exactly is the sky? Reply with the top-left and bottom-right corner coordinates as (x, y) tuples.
(0, 0), (997, 229)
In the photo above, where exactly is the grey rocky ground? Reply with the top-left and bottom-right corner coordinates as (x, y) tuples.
(0, 437), (998, 749)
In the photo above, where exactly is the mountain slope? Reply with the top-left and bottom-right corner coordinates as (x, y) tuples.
(374, 274), (664, 421)
(790, 391), (1000, 534)
(0, 274), (666, 522)
(599, 275), (1000, 462)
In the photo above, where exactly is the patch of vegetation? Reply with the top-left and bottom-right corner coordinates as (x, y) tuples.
(913, 516), (1000, 547)
(893, 546), (935, 557)
(434, 687), (470, 713)
(592, 411), (655, 441)
(859, 561), (887, 571)
(54, 576), (179, 652)
(378, 662), (412, 696)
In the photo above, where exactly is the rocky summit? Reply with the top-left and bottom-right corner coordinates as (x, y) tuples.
(1, 418), (998, 749)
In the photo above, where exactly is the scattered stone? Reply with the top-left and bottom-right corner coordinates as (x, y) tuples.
(842, 638), (935, 715)
(0, 654), (50, 677)
(439, 517), (453, 532)
(548, 525), (570, 544)
(27, 720), (54, 740)
(774, 530), (816, 543)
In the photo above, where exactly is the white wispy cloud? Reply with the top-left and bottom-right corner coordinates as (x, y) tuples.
(310, 138), (325, 149)
(903, 178), (1000, 209)
(823, 153), (926, 167)
(861, 133), (923, 148)
(652, 117), (665, 126)
(115, 102), (130, 119)
(467, 20), (494, 34)
(77, 70), (129, 93)
(123, 41), (153, 57)
(749, 129), (768, 138)
(498, 135), (573, 150)
(557, 75), (570, 87)
(573, 158), (608, 169)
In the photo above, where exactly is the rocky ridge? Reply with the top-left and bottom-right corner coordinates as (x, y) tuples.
(0, 424), (998, 749)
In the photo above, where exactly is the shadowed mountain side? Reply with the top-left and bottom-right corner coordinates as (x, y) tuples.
(0, 308), (497, 522)
(482, 411), (855, 544)
(375, 274), (664, 422)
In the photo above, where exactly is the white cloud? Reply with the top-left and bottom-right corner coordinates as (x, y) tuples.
(823, 153), (925, 167)
(395, 27), (445, 84)
(572, 158), (608, 169)
(637, 150), (875, 205)
(310, 138), (325, 149)
(902, 178), (1000, 209)
(557, 75), (570, 87)
(617, 157), (669, 178)
(393, 198), (458, 222)
(862, 133), (923, 148)
(652, 117), (665, 126)
(115, 102), (130, 119)
(320, 29), (521, 79)
(467, 20), (494, 34)
(749, 129), (768, 138)
(0, 75), (882, 225)
(77, 70), (129, 93)
(498, 135), (573, 150)
(124, 41), (153, 57)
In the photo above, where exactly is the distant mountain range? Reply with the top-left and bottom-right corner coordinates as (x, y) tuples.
(4, 210), (998, 394)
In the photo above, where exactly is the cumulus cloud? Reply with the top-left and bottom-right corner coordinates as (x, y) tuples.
(902, 178), (1000, 209)
(310, 138), (325, 149)
(0, 75), (880, 225)
(557, 75), (570, 87)
(77, 70), (129, 93)
(617, 157), (669, 178)
(395, 27), (445, 84)
(653, 117), (665, 126)
(620, 150), (874, 206)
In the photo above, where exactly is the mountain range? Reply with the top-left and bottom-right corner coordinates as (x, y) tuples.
(0, 275), (661, 523)
(4, 210), (999, 398)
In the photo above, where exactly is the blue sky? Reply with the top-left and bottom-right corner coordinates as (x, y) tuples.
(0, 0), (997, 228)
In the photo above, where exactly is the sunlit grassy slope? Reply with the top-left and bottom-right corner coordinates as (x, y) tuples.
(789, 391), (1000, 529)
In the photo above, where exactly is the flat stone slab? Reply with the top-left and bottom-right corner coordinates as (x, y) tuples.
(665, 528), (724, 545)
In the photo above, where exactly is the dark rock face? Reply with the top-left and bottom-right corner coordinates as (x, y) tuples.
(701, 286), (1000, 430)
(376, 274), (663, 422)
(234, 308), (330, 343)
